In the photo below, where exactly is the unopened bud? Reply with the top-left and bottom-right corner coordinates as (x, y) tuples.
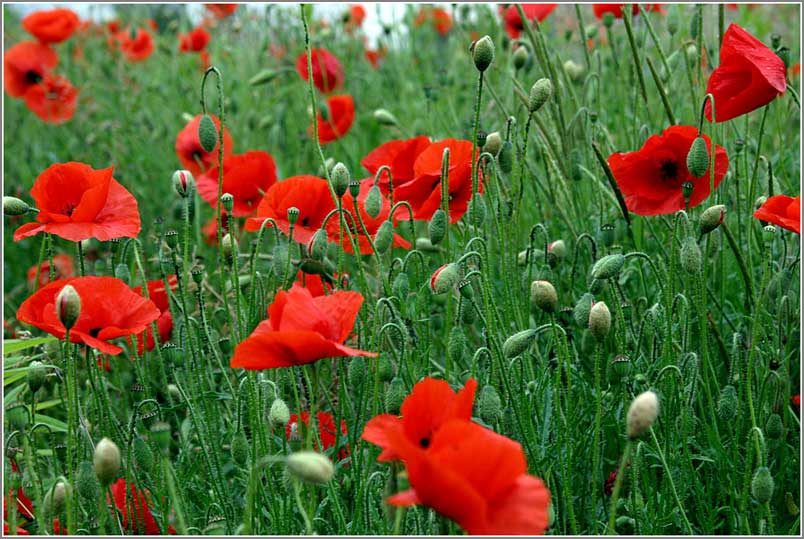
(528, 78), (553, 113)
(430, 263), (460, 294)
(717, 385), (739, 421)
(513, 45), (529, 70)
(249, 68), (281, 86)
(765, 413), (784, 440)
(150, 421), (172, 454)
(573, 293), (595, 327)
(286, 451), (334, 484)
(364, 185), (383, 218)
(483, 131), (502, 155)
(680, 236), (702, 274)
(76, 461), (100, 501)
(373, 109), (399, 126)
(56, 285), (81, 330)
(172, 170), (194, 198)
(378, 354), (395, 382)
(686, 136), (709, 178)
(94, 437), (121, 485)
(3, 196), (31, 216)
(331, 162), (351, 198)
(530, 280), (558, 313)
(602, 11), (615, 28)
(589, 301), (611, 341)
(503, 329), (538, 359)
(498, 140), (514, 173)
(591, 254), (625, 280)
(373, 220), (394, 254)
(26, 360), (47, 393)
(198, 114), (218, 153)
(429, 209), (447, 245)
(563, 59), (584, 81)
(347, 356), (367, 387)
(448, 326), (466, 361)
(476, 385), (502, 424)
(472, 35), (495, 72)
(626, 391), (659, 439)
(269, 398), (290, 427)
(222, 233), (237, 264)
(700, 205), (726, 235)
(231, 431), (249, 466)
(44, 480), (71, 516)
(307, 229), (328, 261)
(133, 437), (154, 475)
(392, 271), (410, 299)
(751, 467), (774, 503)
(385, 376), (406, 414)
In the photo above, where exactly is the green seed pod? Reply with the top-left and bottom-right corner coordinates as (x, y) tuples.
(765, 413), (784, 440)
(373, 220), (395, 254)
(133, 437), (154, 475)
(503, 329), (538, 359)
(150, 421), (172, 454)
(776, 46), (791, 69)
(680, 236), (702, 275)
(615, 516), (636, 534)
(307, 228), (328, 261)
(385, 377), (407, 414)
(751, 467), (774, 504)
(602, 11), (615, 28)
(498, 140), (514, 173)
(378, 354), (395, 382)
(94, 438), (121, 485)
(573, 293), (595, 327)
(220, 192), (234, 214)
(347, 356), (367, 389)
(364, 185), (383, 219)
(686, 136), (709, 178)
(3, 196), (31, 216)
(286, 451), (334, 484)
(198, 114), (218, 153)
(700, 205), (726, 235)
(348, 180), (361, 199)
(231, 431), (249, 466)
(26, 360), (47, 393)
(467, 194), (486, 226)
(563, 59), (584, 82)
(569, 149), (583, 181)
(429, 209), (447, 245)
(476, 385), (503, 425)
(165, 229), (179, 249)
(472, 35), (495, 72)
(513, 45), (529, 70)
(589, 301), (611, 341)
(56, 284), (81, 330)
(611, 354), (632, 382)
(269, 398), (291, 427)
(331, 162), (351, 198)
(528, 78), (553, 113)
(373, 109), (399, 126)
(685, 44), (698, 64)
(530, 280), (558, 313)
(76, 461), (101, 501)
(415, 237), (440, 252)
(591, 254), (625, 280)
(448, 326), (466, 362)
(392, 272), (410, 300)
(430, 263), (461, 294)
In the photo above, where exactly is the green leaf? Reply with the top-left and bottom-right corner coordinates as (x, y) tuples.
(3, 337), (57, 356)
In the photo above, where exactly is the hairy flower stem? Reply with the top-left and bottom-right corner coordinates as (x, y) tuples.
(469, 70), (484, 231)
(606, 440), (632, 535)
(62, 329), (77, 534)
(591, 344), (603, 529)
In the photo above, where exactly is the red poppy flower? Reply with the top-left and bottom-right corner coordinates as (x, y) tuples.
(245, 175), (335, 245)
(4, 522), (29, 535)
(107, 20), (121, 33)
(27, 254), (74, 289)
(607, 126), (729, 216)
(205, 4), (238, 19)
(14, 162), (141, 242)
(361, 136), (431, 194)
(174, 114), (234, 176)
(178, 27), (211, 53)
(791, 62), (801, 79)
(414, 7), (453, 35)
(286, 411), (349, 458)
(365, 48), (384, 69)
(394, 138), (482, 223)
(230, 283), (375, 369)
(269, 43), (287, 60)
(363, 377), (477, 462)
(109, 479), (175, 535)
(294, 270), (336, 297)
(22, 73), (78, 124)
(197, 151), (278, 216)
(199, 50), (211, 70)
(3, 41), (58, 98)
(753, 195), (800, 234)
(22, 8), (80, 44)
(120, 28), (154, 62)
(4, 461), (34, 524)
(704, 24), (787, 122)
(313, 94), (355, 145)
(16, 277), (161, 356)
(502, 4), (558, 39)
(382, 418), (551, 535)
(296, 48), (344, 94)
(131, 277), (177, 354)
(791, 395), (800, 408)
(349, 5), (367, 27)
(592, 4), (662, 18)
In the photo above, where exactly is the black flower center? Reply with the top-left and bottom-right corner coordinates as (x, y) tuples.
(658, 159), (679, 182)
(419, 437), (430, 448)
(25, 70), (42, 84)
(61, 203), (77, 217)
(301, 216), (310, 227)
(88, 328), (102, 338)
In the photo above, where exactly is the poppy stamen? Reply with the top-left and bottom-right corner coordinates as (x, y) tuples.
(89, 328), (102, 338)
(25, 70), (43, 84)
(419, 437), (430, 448)
(658, 159), (679, 183)
(300, 216), (310, 227)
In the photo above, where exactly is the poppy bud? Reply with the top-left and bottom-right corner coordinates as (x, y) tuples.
(165, 229), (179, 249)
(364, 185), (383, 218)
(666, 5), (680, 35)
(548, 239), (567, 260)
(269, 398), (290, 427)
(331, 162), (351, 198)
(385, 377), (406, 414)
(374, 220), (395, 254)
(26, 360), (46, 393)
(347, 356), (367, 388)
(221, 192), (234, 214)
(373, 108), (399, 126)
(198, 114), (218, 153)
(513, 45), (529, 70)
(563, 59), (584, 82)
(94, 437), (121, 485)
(249, 68), (281, 86)
(626, 391), (659, 439)
(286, 451), (334, 484)
(573, 293), (595, 327)
(378, 354), (395, 382)
(528, 78), (553, 113)
(602, 12), (615, 28)
(483, 131), (503, 155)
(498, 140), (514, 173)
(347, 180), (361, 199)
(680, 236), (702, 275)
(611, 354), (632, 381)
(530, 280), (558, 313)
(133, 436), (154, 475)
(3, 196), (31, 216)
(430, 263), (460, 294)
(589, 301), (611, 341)
(44, 480), (71, 516)
(776, 46), (791, 69)
(591, 253), (625, 280)
(700, 205), (726, 235)
(307, 228), (328, 261)
(472, 35), (495, 72)
(682, 181), (695, 202)
(763, 225), (777, 243)
(168, 384), (181, 402)
(415, 237), (440, 252)
(685, 44), (698, 64)
(392, 271), (410, 299)
(6, 401), (28, 431)
(76, 461), (100, 501)
(56, 284), (81, 330)
(172, 170), (194, 198)
(448, 326), (466, 362)
(231, 431), (249, 466)
(765, 413), (784, 440)
(467, 194), (486, 226)
(150, 421), (172, 454)
(503, 329), (538, 359)
(717, 385), (739, 421)
(476, 385), (503, 424)
(785, 492), (799, 516)
(771, 33), (782, 50)
(615, 516), (635, 534)
(751, 467), (774, 504)
(429, 209), (447, 245)
(686, 136), (709, 178)
(222, 233), (237, 264)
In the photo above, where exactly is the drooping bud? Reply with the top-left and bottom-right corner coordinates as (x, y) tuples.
(666, 5), (680, 35)
(589, 301), (611, 341)
(591, 254), (625, 280)
(26, 360), (47, 393)
(430, 263), (460, 294)
(307, 228), (328, 261)
(269, 398), (290, 427)
(231, 431), (249, 466)
(364, 185), (383, 218)
(172, 170), (194, 198)
(563, 59), (584, 81)
(429, 209), (447, 245)
(56, 284), (81, 330)
(573, 293), (595, 327)
(76, 461), (101, 501)
(472, 35), (495, 72)
(448, 326), (466, 362)
(3, 196), (31, 216)
(377, 354), (395, 382)
(513, 45), (529, 70)
(626, 391), (659, 439)
(94, 437), (121, 485)
(44, 480), (71, 516)
(717, 385), (739, 421)
(331, 162), (351, 198)
(6, 401), (28, 431)
(498, 140), (514, 173)
(751, 467), (774, 504)
(528, 78), (553, 113)
(133, 436), (154, 475)
(503, 329), (538, 359)
(385, 377), (407, 414)
(392, 272), (410, 299)
(222, 233), (237, 264)
(680, 236), (702, 275)
(765, 413), (784, 440)
(249, 68), (282, 86)
(467, 194), (486, 226)
(286, 451), (334, 484)
(373, 109), (399, 126)
(686, 136), (709, 178)
(483, 131), (503, 155)
(198, 114), (218, 153)
(530, 280), (558, 313)
(476, 385), (502, 424)
(347, 356), (367, 388)
(373, 220), (394, 254)
(700, 205), (726, 235)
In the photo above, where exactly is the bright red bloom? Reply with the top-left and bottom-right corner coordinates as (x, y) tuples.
(4, 522), (29, 535)
(174, 114), (234, 176)
(361, 136), (431, 194)
(295, 270), (336, 297)
(107, 20), (121, 33)
(120, 29), (154, 62)
(22, 73), (78, 124)
(14, 162), (141, 242)
(245, 175), (335, 245)
(329, 178), (411, 255)
(109, 479), (175, 535)
(394, 138), (482, 223)
(502, 4), (558, 39)
(205, 4), (238, 19)
(704, 24), (787, 122)
(414, 7), (453, 35)
(349, 5), (367, 27)
(132, 277), (177, 354)
(753, 195), (800, 234)
(313, 95), (355, 145)
(197, 151), (278, 216)
(287, 411), (349, 458)
(22, 8), (80, 44)
(607, 126), (729, 216)
(296, 48), (344, 94)
(179, 27), (211, 53)
(383, 418), (551, 535)
(363, 377), (477, 462)
(791, 395), (800, 408)
(592, 4), (662, 18)
(3, 41), (58, 98)
(364, 48), (385, 69)
(230, 284), (375, 369)
(16, 277), (161, 356)
(4, 460), (34, 525)
(27, 254), (74, 289)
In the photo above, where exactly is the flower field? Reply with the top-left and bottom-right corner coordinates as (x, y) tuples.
(2, 2), (801, 536)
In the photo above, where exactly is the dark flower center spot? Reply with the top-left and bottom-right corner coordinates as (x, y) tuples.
(658, 159), (679, 182)
(419, 437), (430, 448)
(191, 150), (203, 160)
(25, 70), (42, 84)
(301, 216), (310, 227)
(61, 203), (77, 217)
(88, 328), (102, 338)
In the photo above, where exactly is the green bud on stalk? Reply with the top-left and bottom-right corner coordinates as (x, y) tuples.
(476, 385), (503, 424)
(348, 357), (367, 388)
(751, 467), (774, 504)
(700, 205), (726, 235)
(373, 109), (399, 126)
(513, 45), (529, 70)
(26, 360), (46, 393)
(364, 185), (383, 218)
(385, 377), (406, 414)
(626, 391), (659, 439)
(430, 263), (460, 294)
(269, 398), (291, 427)
(94, 437), (121, 485)
(573, 293), (595, 327)
(76, 461), (101, 501)
(133, 437), (154, 475)
(686, 136), (709, 178)
(3, 196), (31, 216)
(589, 301), (611, 341)
(528, 78), (553, 113)
(680, 236), (702, 274)
(498, 140), (514, 173)
(56, 284), (81, 330)
(503, 329), (538, 359)
(717, 385), (739, 421)
(373, 220), (395, 254)
(530, 280), (558, 313)
(483, 131), (503, 155)
(429, 209), (447, 245)
(472, 35), (495, 72)
(286, 451), (334, 484)
(331, 162), (351, 198)
(307, 229), (328, 261)
(198, 114), (218, 153)
(591, 254), (625, 280)
(231, 431), (249, 466)
(172, 170), (194, 198)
